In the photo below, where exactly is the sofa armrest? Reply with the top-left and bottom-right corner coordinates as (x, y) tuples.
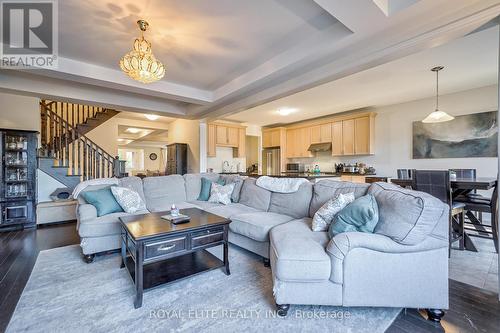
(77, 204), (97, 225)
(326, 232), (447, 284)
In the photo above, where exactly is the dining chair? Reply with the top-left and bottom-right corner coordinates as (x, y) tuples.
(450, 168), (483, 221)
(455, 184), (498, 253)
(414, 170), (465, 256)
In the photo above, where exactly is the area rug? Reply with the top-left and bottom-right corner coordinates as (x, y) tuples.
(7, 245), (400, 333)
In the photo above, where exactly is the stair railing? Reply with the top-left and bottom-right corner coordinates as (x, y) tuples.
(40, 100), (123, 180)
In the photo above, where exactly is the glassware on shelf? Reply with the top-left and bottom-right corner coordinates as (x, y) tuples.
(6, 168), (27, 181)
(5, 151), (27, 165)
(5, 135), (27, 150)
(6, 183), (27, 197)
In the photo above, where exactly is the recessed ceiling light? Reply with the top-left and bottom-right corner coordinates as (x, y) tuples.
(277, 107), (297, 116)
(145, 114), (159, 121)
(126, 127), (141, 134)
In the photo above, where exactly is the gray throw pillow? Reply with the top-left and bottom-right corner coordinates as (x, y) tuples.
(111, 186), (147, 214)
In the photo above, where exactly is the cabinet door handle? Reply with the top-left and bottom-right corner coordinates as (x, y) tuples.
(157, 244), (175, 251)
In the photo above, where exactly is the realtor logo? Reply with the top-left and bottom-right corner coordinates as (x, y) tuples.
(1, 0), (58, 68)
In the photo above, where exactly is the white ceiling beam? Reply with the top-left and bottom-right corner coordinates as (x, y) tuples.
(313, 0), (387, 32)
(0, 70), (189, 116)
(18, 57), (213, 105)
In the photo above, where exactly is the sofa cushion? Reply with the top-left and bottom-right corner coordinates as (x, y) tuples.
(309, 180), (369, 217)
(268, 181), (313, 219)
(239, 178), (271, 211)
(111, 186), (147, 214)
(118, 176), (146, 203)
(78, 211), (147, 237)
(148, 201), (200, 213)
(184, 173), (220, 201)
(188, 200), (222, 210)
(206, 203), (259, 219)
(143, 175), (186, 211)
(368, 182), (448, 245)
(220, 175), (246, 202)
(229, 212), (294, 242)
(270, 218), (331, 282)
(312, 192), (355, 232)
(329, 194), (379, 237)
(81, 187), (123, 217)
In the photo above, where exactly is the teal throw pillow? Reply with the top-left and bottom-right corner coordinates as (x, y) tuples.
(81, 186), (124, 217)
(329, 194), (379, 238)
(198, 177), (226, 201)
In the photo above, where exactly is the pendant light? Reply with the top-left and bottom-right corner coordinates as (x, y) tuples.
(119, 20), (165, 84)
(422, 66), (454, 123)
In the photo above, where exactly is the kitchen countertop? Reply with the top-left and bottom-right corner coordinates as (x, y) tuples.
(219, 172), (388, 179)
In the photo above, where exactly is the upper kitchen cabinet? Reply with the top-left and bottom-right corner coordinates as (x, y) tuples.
(285, 127), (312, 158)
(207, 122), (246, 158)
(332, 113), (375, 156)
(262, 127), (285, 148)
(311, 123), (332, 143)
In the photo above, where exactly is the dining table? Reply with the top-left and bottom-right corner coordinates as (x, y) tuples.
(390, 176), (498, 252)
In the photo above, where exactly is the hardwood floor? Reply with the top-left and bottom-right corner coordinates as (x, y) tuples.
(0, 222), (499, 332)
(0, 222), (79, 333)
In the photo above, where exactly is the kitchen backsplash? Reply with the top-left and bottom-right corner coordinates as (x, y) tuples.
(207, 147), (246, 173)
(287, 151), (373, 173)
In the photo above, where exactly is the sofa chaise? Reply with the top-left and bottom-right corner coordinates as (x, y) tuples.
(75, 174), (449, 321)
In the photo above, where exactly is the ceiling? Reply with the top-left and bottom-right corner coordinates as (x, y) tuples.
(117, 124), (169, 147)
(116, 111), (175, 124)
(226, 25), (499, 126)
(1, 0), (499, 119)
(60, 0), (340, 90)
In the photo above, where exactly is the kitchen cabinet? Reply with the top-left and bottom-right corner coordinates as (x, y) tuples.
(207, 122), (246, 158)
(354, 116), (372, 155)
(331, 114), (375, 156)
(262, 128), (283, 148)
(332, 121), (343, 156)
(216, 126), (227, 145)
(285, 129), (297, 158)
(286, 127), (312, 158)
(311, 124), (332, 143)
(267, 112), (375, 160)
(342, 119), (355, 155)
(235, 128), (246, 158)
(340, 175), (366, 183)
(207, 124), (216, 157)
(227, 127), (239, 146)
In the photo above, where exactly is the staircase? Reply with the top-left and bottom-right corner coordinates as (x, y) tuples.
(39, 100), (123, 190)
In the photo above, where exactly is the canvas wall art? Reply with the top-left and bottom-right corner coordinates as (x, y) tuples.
(413, 111), (498, 159)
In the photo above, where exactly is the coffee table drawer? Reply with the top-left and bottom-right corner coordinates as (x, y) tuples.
(145, 236), (187, 259)
(191, 227), (224, 249)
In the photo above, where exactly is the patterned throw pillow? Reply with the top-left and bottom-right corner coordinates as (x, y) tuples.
(208, 183), (235, 205)
(311, 192), (355, 231)
(111, 186), (147, 214)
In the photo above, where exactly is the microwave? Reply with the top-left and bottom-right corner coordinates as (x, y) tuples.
(286, 163), (305, 173)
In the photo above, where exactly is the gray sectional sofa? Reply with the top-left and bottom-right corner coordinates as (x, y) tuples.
(75, 173), (449, 321)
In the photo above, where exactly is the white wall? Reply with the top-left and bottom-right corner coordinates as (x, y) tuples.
(289, 85), (498, 177)
(0, 91), (39, 131)
(168, 119), (201, 173)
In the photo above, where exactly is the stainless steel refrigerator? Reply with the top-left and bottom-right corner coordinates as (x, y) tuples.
(262, 148), (280, 176)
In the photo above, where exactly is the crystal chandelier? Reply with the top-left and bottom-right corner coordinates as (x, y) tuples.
(120, 20), (165, 83)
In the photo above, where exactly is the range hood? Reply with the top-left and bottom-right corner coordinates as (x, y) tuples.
(307, 142), (332, 152)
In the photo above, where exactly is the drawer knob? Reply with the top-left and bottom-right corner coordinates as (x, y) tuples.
(158, 244), (175, 251)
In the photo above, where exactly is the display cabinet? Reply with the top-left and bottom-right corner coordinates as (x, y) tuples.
(0, 129), (37, 230)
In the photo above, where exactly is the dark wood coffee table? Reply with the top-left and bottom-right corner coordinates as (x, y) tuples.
(119, 207), (231, 308)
